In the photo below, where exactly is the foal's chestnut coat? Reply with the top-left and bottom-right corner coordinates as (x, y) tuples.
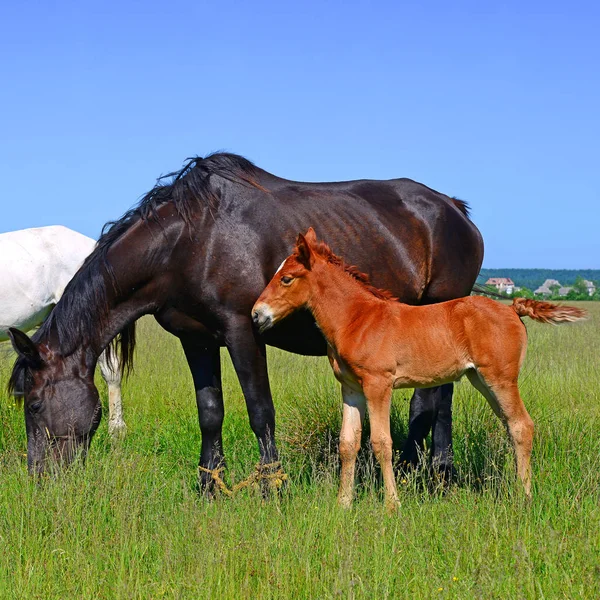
(252, 229), (587, 508)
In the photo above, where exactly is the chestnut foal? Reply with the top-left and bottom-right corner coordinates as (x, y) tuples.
(252, 229), (587, 509)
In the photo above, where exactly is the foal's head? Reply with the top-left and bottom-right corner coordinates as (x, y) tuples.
(252, 228), (320, 333)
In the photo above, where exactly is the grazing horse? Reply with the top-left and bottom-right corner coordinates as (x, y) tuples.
(252, 229), (587, 508)
(1, 226), (125, 436)
(7, 153), (483, 480)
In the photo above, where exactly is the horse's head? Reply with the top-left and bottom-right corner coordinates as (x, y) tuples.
(8, 328), (102, 475)
(252, 228), (319, 333)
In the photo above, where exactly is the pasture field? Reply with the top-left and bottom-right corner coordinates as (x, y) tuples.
(1, 303), (599, 599)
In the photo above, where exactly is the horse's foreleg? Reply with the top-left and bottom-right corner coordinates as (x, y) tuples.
(337, 385), (366, 508)
(98, 349), (126, 438)
(225, 318), (278, 468)
(181, 341), (224, 494)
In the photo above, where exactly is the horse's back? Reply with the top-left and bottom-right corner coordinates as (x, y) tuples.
(0, 226), (96, 339)
(252, 174), (482, 301)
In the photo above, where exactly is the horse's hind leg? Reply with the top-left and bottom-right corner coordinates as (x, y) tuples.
(400, 388), (434, 469)
(337, 385), (366, 508)
(98, 348), (126, 438)
(400, 385), (454, 481)
(466, 370), (534, 497)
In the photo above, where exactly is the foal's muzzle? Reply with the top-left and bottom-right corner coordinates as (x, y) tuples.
(252, 304), (274, 333)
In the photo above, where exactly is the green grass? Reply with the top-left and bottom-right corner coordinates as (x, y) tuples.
(1, 303), (599, 599)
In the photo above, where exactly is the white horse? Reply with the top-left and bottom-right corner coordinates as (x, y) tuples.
(0, 225), (126, 436)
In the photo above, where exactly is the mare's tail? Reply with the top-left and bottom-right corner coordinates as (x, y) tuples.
(511, 298), (588, 324)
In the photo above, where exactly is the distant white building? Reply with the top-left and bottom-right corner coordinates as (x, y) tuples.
(583, 280), (596, 296)
(535, 279), (561, 296)
(534, 278), (596, 297)
(485, 277), (514, 294)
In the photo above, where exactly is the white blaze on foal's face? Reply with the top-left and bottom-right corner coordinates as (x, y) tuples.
(274, 259), (286, 274)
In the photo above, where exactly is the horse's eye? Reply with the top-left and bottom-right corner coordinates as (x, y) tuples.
(28, 400), (43, 414)
(281, 276), (293, 285)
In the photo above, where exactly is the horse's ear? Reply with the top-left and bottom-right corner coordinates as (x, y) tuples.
(8, 328), (42, 368)
(296, 233), (314, 270)
(304, 227), (318, 244)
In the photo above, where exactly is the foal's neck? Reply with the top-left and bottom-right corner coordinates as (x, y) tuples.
(308, 262), (387, 347)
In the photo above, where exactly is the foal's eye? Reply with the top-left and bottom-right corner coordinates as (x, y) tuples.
(281, 276), (293, 285)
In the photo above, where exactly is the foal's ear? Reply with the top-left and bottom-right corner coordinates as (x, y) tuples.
(303, 227), (318, 244)
(296, 233), (314, 269)
(7, 328), (42, 368)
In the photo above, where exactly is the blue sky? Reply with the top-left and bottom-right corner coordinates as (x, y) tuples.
(1, 1), (598, 268)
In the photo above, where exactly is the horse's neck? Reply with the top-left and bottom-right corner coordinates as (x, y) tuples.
(39, 226), (166, 365)
(308, 263), (383, 348)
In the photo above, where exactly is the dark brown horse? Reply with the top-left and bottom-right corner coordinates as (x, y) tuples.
(8, 153), (483, 484)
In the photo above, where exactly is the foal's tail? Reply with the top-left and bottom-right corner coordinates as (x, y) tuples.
(511, 298), (588, 324)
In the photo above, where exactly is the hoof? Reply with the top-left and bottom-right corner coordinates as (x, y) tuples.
(197, 464), (230, 498)
(430, 461), (456, 488)
(108, 421), (127, 440)
(195, 477), (217, 500)
(398, 441), (423, 472)
(256, 462), (288, 498)
(337, 495), (353, 509)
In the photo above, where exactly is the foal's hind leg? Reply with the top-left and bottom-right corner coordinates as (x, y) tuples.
(337, 385), (366, 508)
(466, 371), (534, 497)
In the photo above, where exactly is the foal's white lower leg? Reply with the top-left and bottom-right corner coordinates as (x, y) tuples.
(338, 386), (366, 508)
(98, 348), (126, 437)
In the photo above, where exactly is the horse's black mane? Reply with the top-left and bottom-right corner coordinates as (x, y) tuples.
(9, 153), (259, 393)
(97, 152), (260, 254)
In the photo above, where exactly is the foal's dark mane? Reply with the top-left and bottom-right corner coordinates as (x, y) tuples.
(9, 153), (261, 392)
(308, 241), (398, 301)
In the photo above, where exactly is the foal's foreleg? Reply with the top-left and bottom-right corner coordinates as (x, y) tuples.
(467, 371), (534, 497)
(98, 348), (126, 438)
(364, 379), (399, 511)
(337, 385), (366, 508)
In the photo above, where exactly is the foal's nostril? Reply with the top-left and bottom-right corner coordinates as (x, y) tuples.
(252, 310), (259, 323)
